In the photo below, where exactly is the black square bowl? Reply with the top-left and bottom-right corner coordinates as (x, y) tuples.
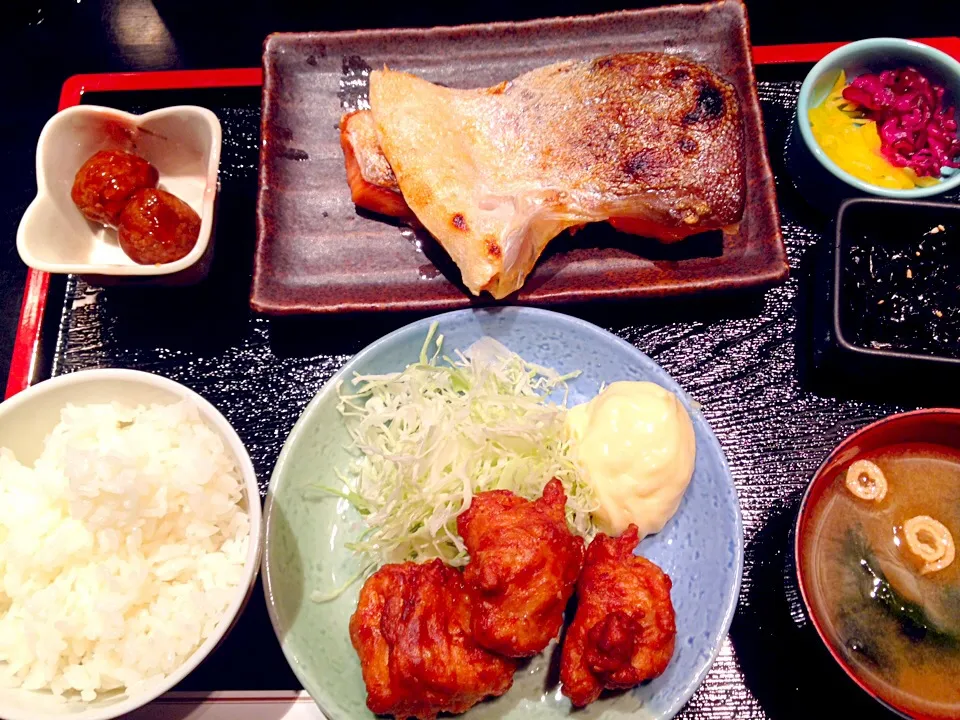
(812, 197), (960, 401)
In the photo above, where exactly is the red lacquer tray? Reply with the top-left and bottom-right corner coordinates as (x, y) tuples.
(5, 35), (960, 720)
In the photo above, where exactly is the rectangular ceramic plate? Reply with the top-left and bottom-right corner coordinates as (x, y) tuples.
(254, 0), (787, 314)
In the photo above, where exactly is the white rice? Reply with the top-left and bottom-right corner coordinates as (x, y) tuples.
(0, 401), (250, 702)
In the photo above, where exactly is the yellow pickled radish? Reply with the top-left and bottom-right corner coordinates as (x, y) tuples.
(808, 70), (934, 189)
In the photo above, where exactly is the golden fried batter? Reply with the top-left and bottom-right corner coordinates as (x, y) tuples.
(349, 559), (517, 719)
(560, 524), (676, 707)
(458, 478), (585, 657)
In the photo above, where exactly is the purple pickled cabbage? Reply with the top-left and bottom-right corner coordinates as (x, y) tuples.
(842, 66), (960, 176)
(843, 85), (877, 109)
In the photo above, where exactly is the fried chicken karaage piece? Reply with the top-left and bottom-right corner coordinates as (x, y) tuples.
(349, 559), (516, 720)
(560, 524), (676, 707)
(458, 478), (586, 657)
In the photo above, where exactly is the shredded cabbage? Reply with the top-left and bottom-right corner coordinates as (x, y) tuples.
(330, 323), (598, 567)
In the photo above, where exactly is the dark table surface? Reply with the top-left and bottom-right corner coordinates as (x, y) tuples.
(2, 3), (958, 719)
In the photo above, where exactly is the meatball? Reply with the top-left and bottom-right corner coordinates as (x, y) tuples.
(71, 149), (159, 226)
(118, 189), (201, 265)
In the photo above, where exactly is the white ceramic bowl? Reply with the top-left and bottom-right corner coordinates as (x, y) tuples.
(17, 105), (222, 284)
(0, 369), (262, 720)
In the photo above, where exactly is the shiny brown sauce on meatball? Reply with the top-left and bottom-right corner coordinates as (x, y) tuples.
(71, 149), (159, 227)
(118, 188), (201, 265)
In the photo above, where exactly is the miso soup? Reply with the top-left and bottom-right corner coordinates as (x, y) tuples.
(803, 443), (960, 717)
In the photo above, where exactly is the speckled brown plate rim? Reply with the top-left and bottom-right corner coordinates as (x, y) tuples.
(253, 0), (787, 315)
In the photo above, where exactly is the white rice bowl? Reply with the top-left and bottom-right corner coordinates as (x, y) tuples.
(0, 370), (260, 720)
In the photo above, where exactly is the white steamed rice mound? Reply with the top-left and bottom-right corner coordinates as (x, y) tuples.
(0, 401), (250, 702)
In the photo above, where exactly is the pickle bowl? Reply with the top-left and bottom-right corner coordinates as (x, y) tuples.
(788, 37), (960, 212)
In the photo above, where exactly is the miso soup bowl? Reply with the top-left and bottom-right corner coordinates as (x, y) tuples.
(795, 408), (960, 720)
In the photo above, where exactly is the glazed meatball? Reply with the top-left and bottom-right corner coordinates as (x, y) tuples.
(71, 149), (159, 226)
(118, 189), (201, 265)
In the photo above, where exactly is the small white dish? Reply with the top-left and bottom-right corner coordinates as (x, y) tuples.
(0, 369), (262, 720)
(17, 105), (222, 284)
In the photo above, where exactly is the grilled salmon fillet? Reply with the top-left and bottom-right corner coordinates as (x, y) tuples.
(348, 53), (745, 298)
(339, 110), (413, 221)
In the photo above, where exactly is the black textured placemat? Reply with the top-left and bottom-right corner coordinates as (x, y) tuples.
(45, 78), (942, 716)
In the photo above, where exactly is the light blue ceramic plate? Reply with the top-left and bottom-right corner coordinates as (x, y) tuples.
(263, 307), (744, 720)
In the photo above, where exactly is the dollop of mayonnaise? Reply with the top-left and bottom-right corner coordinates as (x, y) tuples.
(565, 381), (696, 538)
